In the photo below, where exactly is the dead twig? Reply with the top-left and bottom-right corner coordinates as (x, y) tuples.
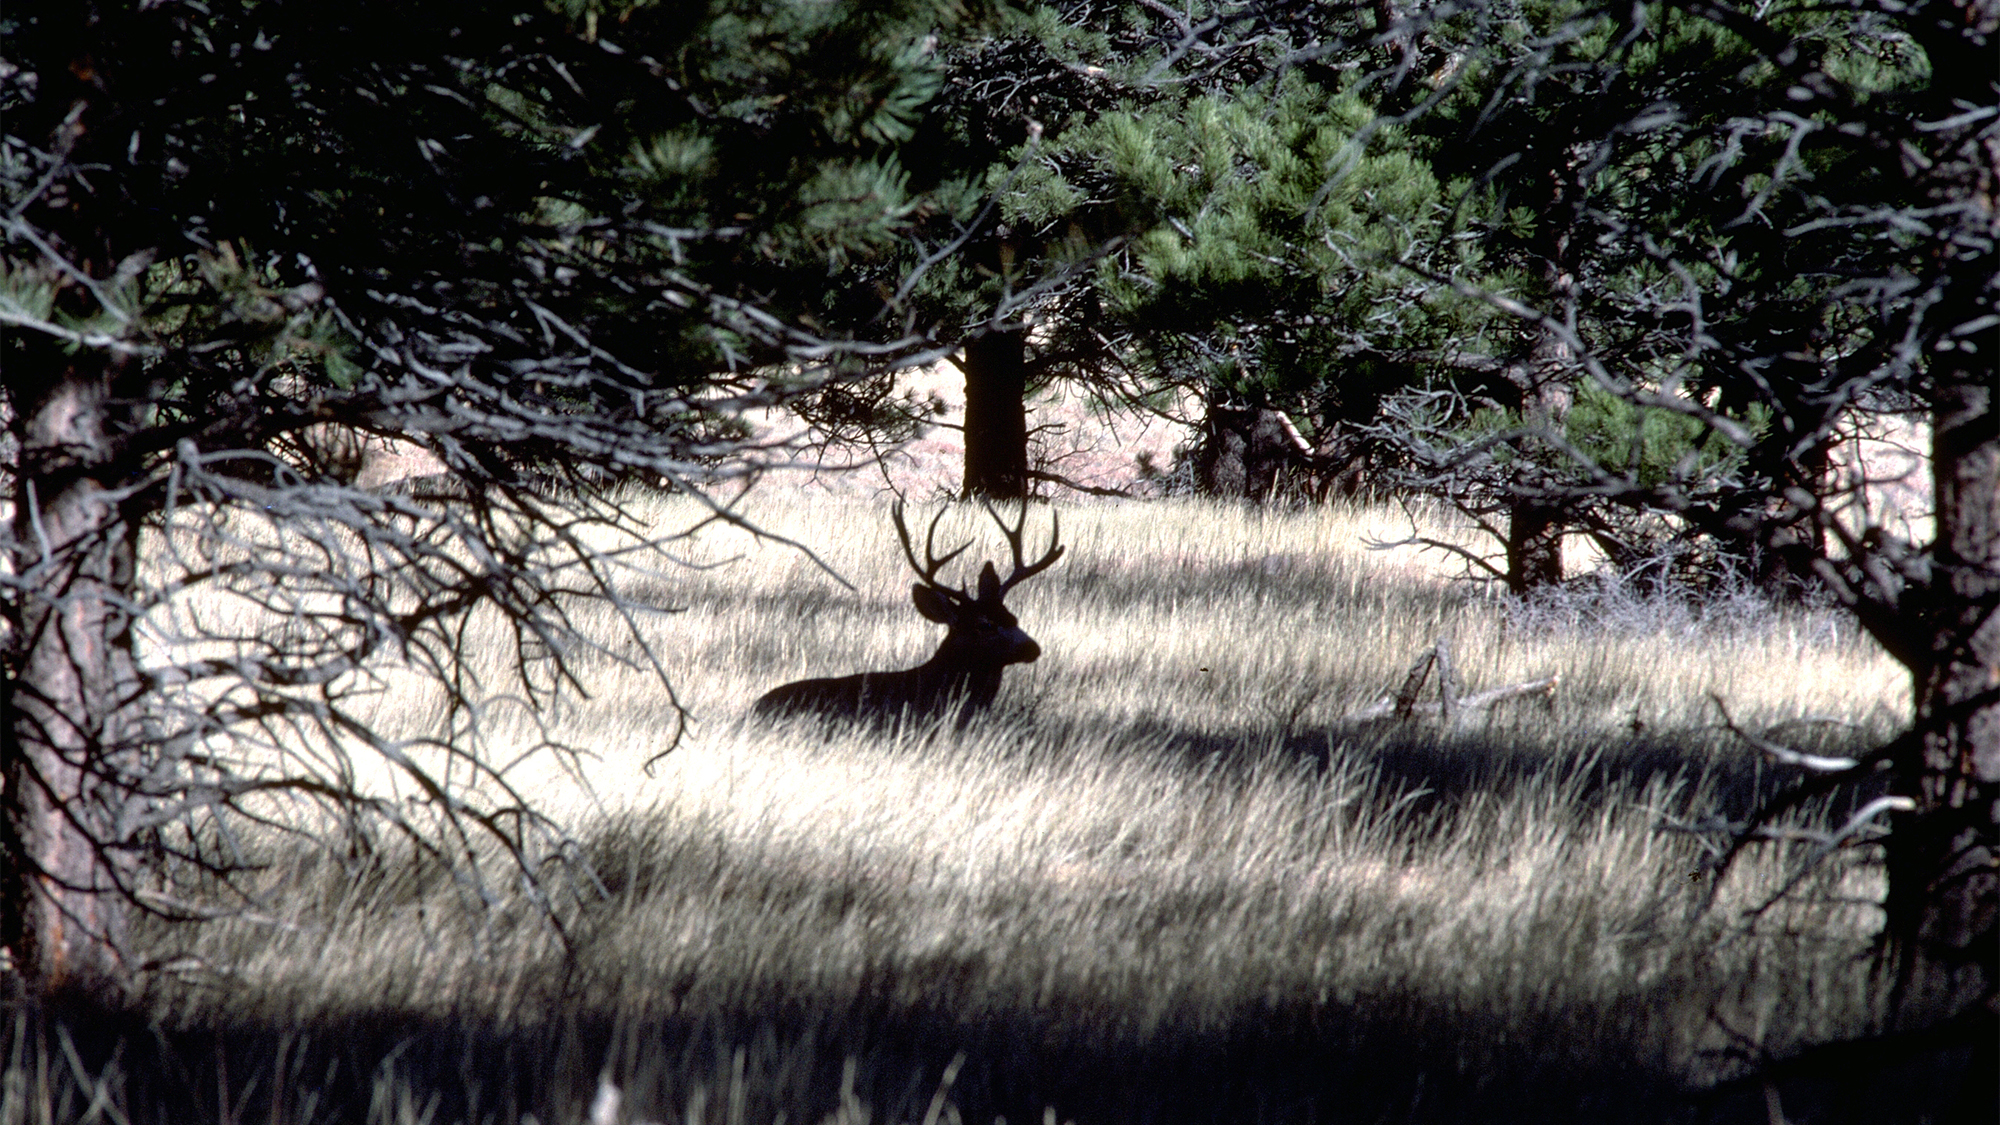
(1711, 694), (1861, 772)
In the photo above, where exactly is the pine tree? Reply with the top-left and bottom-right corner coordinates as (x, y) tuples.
(850, 1), (1479, 499)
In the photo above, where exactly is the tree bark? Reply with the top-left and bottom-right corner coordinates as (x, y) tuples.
(1504, 317), (1576, 594)
(3, 365), (142, 992)
(1499, 141), (1583, 594)
(0, 2), (146, 995)
(1886, 363), (2000, 1006)
(1505, 501), (1566, 595)
(1878, 4), (2000, 1008)
(960, 329), (1030, 500)
(1195, 391), (1310, 503)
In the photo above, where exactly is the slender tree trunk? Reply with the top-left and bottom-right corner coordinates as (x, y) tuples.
(960, 329), (1029, 500)
(3, 364), (142, 992)
(1500, 146), (1585, 594)
(1886, 364), (1999, 1009)
(1505, 314), (1576, 593)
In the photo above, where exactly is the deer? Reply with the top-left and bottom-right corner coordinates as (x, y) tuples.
(752, 502), (1064, 728)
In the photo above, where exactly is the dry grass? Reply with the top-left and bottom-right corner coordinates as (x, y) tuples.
(393, 492), (1898, 786)
(10, 489), (1954, 1125)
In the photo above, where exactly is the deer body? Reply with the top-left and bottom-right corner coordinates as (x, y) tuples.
(753, 506), (1060, 728)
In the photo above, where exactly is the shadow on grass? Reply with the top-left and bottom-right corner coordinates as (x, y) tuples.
(2, 711), (1937, 1124)
(999, 705), (1896, 831)
(9, 951), (1988, 1125)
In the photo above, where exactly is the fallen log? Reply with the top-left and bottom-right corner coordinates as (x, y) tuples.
(1345, 638), (1558, 724)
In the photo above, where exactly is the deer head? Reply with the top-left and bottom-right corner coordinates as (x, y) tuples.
(896, 501), (1063, 673)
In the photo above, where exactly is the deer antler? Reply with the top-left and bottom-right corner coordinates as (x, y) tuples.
(892, 501), (971, 596)
(984, 501), (1064, 597)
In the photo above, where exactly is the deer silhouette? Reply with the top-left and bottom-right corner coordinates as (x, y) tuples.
(752, 502), (1063, 727)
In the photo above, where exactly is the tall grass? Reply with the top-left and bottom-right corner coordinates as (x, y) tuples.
(7, 491), (1953, 1125)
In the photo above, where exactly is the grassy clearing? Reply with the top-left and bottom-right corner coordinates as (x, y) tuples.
(9, 490), (1955, 1125)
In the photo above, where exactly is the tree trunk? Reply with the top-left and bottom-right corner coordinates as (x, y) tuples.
(1504, 315), (1576, 594)
(1195, 392), (1308, 503)
(1496, 147), (1582, 593)
(1505, 502), (1566, 595)
(3, 365), (142, 992)
(1880, 18), (2000, 1010)
(1886, 364), (1999, 1008)
(960, 329), (1029, 500)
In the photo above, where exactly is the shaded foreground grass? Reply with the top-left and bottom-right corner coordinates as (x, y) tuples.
(5, 494), (1986, 1124)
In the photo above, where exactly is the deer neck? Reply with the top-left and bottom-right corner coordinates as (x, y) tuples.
(915, 644), (1004, 700)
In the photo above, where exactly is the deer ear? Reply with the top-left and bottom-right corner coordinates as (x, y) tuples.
(912, 584), (953, 623)
(977, 562), (1002, 603)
